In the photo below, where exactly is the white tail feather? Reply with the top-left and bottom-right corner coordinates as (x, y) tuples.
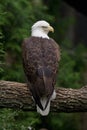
(51, 90), (56, 100)
(37, 90), (56, 116)
(37, 100), (50, 116)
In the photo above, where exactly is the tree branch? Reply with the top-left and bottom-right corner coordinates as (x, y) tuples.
(0, 80), (87, 112)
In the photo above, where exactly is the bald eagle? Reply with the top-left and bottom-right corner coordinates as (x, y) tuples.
(22, 20), (60, 116)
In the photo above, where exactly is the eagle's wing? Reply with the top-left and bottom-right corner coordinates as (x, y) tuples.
(22, 37), (60, 115)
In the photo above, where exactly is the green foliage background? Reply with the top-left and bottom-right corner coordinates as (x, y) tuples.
(0, 0), (87, 130)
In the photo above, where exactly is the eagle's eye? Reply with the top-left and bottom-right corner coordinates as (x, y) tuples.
(42, 26), (47, 29)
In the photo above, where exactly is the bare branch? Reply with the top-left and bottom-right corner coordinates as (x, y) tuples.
(0, 80), (87, 112)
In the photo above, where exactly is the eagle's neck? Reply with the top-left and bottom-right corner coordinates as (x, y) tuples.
(31, 29), (49, 39)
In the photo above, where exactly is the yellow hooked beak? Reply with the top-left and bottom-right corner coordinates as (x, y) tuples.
(48, 25), (54, 32)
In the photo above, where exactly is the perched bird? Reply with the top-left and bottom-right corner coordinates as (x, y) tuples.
(22, 20), (60, 116)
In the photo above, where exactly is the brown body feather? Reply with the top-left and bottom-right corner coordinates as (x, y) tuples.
(22, 36), (60, 110)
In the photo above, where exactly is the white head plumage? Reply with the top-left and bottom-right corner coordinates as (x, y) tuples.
(31, 20), (54, 39)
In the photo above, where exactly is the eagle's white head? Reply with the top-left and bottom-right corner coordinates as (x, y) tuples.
(31, 20), (54, 39)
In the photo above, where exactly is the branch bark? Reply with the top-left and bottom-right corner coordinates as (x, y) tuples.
(0, 80), (87, 113)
